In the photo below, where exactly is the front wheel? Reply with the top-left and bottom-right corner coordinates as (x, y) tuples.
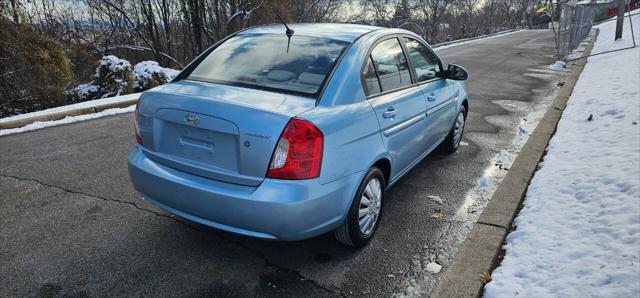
(439, 106), (467, 154)
(334, 167), (385, 247)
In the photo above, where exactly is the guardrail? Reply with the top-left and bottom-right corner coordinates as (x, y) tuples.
(0, 95), (139, 130)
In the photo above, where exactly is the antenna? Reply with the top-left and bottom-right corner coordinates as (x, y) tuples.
(276, 13), (294, 53)
(277, 13), (294, 36)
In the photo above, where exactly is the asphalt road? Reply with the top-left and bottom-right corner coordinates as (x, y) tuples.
(1, 30), (562, 297)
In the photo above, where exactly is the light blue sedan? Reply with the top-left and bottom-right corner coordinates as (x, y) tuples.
(128, 23), (469, 247)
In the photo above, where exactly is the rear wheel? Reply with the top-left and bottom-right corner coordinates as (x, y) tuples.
(439, 106), (467, 154)
(334, 167), (385, 247)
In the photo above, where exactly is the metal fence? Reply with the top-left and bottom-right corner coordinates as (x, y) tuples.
(556, 4), (601, 59)
(555, 2), (638, 60)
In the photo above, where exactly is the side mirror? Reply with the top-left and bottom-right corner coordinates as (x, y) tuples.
(444, 64), (468, 81)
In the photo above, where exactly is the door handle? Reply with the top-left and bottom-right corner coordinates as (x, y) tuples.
(382, 107), (397, 118)
(427, 94), (436, 102)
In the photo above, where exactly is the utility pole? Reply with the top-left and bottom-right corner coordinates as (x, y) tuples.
(615, 0), (626, 40)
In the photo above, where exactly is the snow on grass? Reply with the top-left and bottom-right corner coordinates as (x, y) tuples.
(591, 12), (639, 55)
(484, 13), (640, 298)
(0, 105), (136, 136)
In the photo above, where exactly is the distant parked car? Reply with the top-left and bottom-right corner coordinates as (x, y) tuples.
(128, 23), (469, 247)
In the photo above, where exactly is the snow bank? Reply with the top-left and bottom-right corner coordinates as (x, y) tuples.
(484, 13), (640, 297)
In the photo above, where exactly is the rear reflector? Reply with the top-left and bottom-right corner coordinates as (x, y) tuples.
(267, 117), (323, 180)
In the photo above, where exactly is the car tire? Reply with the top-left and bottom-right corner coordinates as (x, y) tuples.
(334, 167), (385, 247)
(439, 105), (467, 154)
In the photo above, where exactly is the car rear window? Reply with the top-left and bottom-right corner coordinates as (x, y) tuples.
(188, 33), (349, 96)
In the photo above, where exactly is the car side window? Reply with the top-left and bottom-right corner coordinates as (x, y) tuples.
(370, 38), (412, 92)
(363, 56), (382, 95)
(404, 37), (441, 82)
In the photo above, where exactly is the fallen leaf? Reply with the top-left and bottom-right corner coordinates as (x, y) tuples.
(480, 271), (492, 284)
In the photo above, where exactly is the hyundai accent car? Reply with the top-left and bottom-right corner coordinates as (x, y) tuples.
(128, 23), (469, 247)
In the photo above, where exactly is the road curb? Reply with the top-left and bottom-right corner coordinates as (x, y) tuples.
(432, 29), (521, 49)
(0, 98), (138, 130)
(430, 38), (595, 298)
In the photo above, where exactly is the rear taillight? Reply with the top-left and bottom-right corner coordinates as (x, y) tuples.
(267, 117), (323, 180)
(134, 102), (143, 145)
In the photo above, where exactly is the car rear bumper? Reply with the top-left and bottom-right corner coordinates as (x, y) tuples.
(127, 145), (361, 241)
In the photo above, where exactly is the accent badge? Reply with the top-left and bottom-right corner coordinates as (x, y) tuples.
(184, 113), (199, 125)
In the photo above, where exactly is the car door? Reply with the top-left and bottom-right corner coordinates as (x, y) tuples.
(402, 37), (459, 148)
(364, 37), (429, 179)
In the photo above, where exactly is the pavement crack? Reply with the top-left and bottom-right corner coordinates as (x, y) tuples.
(1, 173), (342, 296)
(0, 173), (199, 231)
(214, 233), (345, 297)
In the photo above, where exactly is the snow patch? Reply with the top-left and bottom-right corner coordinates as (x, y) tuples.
(567, 29), (596, 60)
(425, 262), (442, 274)
(548, 60), (567, 71)
(0, 92), (140, 124)
(455, 105), (549, 220)
(0, 105), (136, 136)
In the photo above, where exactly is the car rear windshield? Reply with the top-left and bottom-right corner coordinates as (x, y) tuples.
(188, 33), (350, 96)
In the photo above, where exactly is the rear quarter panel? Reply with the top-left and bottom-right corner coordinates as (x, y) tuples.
(300, 102), (388, 186)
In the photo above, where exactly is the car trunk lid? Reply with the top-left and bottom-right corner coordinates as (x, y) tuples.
(137, 80), (316, 186)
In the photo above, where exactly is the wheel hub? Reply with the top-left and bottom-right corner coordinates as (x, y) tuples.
(358, 178), (382, 235)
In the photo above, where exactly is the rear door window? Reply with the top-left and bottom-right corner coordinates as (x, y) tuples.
(369, 38), (412, 92)
(404, 38), (441, 82)
(363, 56), (381, 95)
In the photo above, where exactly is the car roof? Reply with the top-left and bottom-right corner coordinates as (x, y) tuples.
(240, 23), (383, 42)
